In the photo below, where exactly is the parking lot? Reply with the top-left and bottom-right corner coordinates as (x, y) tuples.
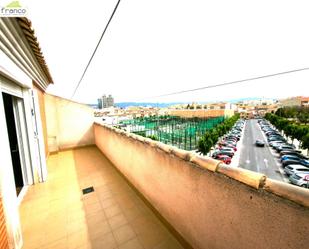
(238, 119), (289, 182)
(208, 117), (308, 187)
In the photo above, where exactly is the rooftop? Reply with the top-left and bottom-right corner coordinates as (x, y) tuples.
(19, 146), (183, 249)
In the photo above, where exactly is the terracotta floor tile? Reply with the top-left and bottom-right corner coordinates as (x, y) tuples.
(153, 237), (184, 249)
(91, 232), (118, 249)
(123, 206), (143, 222)
(67, 229), (90, 249)
(44, 237), (67, 249)
(108, 213), (128, 230)
(66, 219), (87, 236)
(116, 196), (136, 209)
(19, 147), (184, 249)
(100, 196), (118, 209)
(85, 209), (106, 222)
(104, 203), (122, 218)
(113, 224), (136, 245)
(118, 238), (144, 249)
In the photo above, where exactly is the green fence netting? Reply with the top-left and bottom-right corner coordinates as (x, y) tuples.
(119, 116), (225, 151)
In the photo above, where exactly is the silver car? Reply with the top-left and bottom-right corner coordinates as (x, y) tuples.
(284, 164), (309, 176)
(289, 172), (309, 188)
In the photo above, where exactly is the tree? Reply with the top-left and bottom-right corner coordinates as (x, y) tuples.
(277, 118), (289, 133)
(298, 113), (309, 124)
(197, 132), (213, 155)
(209, 129), (219, 145)
(285, 124), (297, 144)
(301, 133), (309, 155)
(197, 114), (239, 155)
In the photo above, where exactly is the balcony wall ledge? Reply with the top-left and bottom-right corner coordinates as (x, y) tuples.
(217, 164), (267, 189)
(94, 121), (309, 208)
(190, 155), (221, 172)
(263, 178), (309, 207)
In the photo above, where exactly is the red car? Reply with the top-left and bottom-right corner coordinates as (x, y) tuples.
(215, 155), (232, 164)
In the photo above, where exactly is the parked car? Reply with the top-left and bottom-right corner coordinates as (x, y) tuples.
(284, 164), (309, 176)
(255, 140), (265, 147)
(276, 144), (296, 153)
(267, 136), (285, 142)
(289, 172), (309, 188)
(226, 135), (240, 141)
(218, 140), (236, 147)
(279, 149), (302, 155)
(269, 141), (285, 147)
(280, 151), (308, 159)
(212, 150), (234, 158)
(214, 155), (232, 164)
(224, 136), (238, 142)
(282, 159), (309, 167)
(218, 148), (235, 154)
(217, 144), (237, 151)
(272, 143), (287, 150)
(281, 155), (308, 162)
(265, 131), (281, 136)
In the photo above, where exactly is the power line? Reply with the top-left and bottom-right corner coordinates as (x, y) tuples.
(150, 67), (309, 98)
(70, 0), (122, 99)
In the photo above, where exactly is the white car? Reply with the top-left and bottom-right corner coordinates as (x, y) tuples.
(284, 164), (309, 176)
(289, 172), (309, 188)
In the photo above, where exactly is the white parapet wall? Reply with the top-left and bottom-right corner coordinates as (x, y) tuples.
(94, 122), (309, 249)
(44, 94), (95, 152)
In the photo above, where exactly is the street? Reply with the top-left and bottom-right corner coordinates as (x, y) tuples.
(238, 119), (288, 182)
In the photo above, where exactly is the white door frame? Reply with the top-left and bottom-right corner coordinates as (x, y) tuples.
(30, 89), (47, 182)
(13, 96), (34, 186)
(1, 73), (47, 187)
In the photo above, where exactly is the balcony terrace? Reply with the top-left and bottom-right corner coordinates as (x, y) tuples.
(18, 95), (309, 249)
(1, 16), (308, 249)
(20, 146), (184, 249)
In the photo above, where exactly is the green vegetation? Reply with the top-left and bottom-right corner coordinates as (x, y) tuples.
(275, 106), (309, 124)
(120, 115), (225, 150)
(197, 114), (240, 155)
(265, 113), (309, 151)
(147, 135), (158, 141)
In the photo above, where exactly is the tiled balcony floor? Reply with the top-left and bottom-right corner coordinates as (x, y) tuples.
(19, 146), (183, 249)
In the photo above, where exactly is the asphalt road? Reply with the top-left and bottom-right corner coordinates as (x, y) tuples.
(238, 119), (288, 182)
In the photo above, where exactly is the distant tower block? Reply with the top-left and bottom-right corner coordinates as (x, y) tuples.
(98, 94), (114, 109)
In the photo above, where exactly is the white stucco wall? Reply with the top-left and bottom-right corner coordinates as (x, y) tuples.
(44, 94), (95, 151)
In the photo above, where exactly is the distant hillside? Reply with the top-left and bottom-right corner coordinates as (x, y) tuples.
(88, 97), (277, 109)
(115, 102), (185, 108)
(227, 97), (276, 103)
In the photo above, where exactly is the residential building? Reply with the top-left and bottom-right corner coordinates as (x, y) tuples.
(97, 94), (114, 109)
(97, 97), (103, 109)
(280, 96), (309, 107)
(0, 17), (308, 249)
(103, 94), (114, 108)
